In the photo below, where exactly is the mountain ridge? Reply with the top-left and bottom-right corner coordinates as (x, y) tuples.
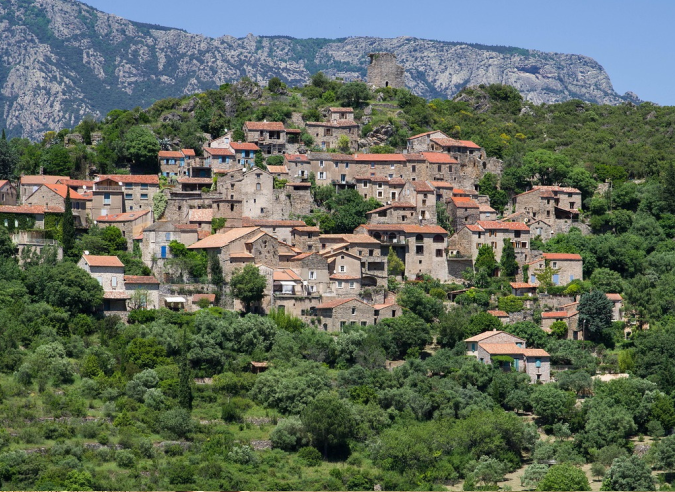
(0, 0), (638, 140)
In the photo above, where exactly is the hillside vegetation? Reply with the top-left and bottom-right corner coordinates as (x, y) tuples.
(1, 78), (675, 490)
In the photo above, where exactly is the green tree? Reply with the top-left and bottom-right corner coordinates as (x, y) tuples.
(478, 173), (509, 212)
(41, 144), (73, 175)
(301, 392), (354, 458)
(590, 268), (624, 293)
(436, 201), (452, 232)
(209, 251), (224, 286)
(0, 130), (17, 179)
(378, 312), (431, 359)
(336, 81), (371, 107)
(523, 149), (571, 186)
(550, 320), (568, 339)
(537, 463), (590, 491)
(655, 434), (675, 472)
(25, 262), (104, 314)
(62, 187), (75, 258)
(475, 244), (497, 273)
(125, 126), (160, 170)
(500, 238), (519, 278)
(466, 312), (503, 338)
(578, 290), (613, 340)
(254, 151), (266, 170)
(178, 329), (193, 412)
(230, 263), (267, 312)
(397, 284), (444, 323)
(601, 456), (654, 491)
(267, 76), (285, 94)
(535, 262), (561, 293)
(387, 247), (405, 277)
(0, 226), (17, 259)
(530, 385), (576, 425)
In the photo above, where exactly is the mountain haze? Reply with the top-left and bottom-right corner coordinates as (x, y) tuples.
(0, 0), (638, 139)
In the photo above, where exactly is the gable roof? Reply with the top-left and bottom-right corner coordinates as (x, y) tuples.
(356, 224), (448, 234)
(328, 107), (354, 113)
(421, 152), (458, 164)
(284, 154), (310, 163)
(267, 165), (289, 174)
(465, 330), (524, 343)
(81, 255), (124, 268)
(187, 227), (260, 249)
(273, 269), (302, 282)
(96, 210), (150, 222)
(182, 149), (196, 157)
(0, 204), (64, 214)
(431, 137), (481, 149)
(43, 184), (88, 200)
(230, 142), (260, 151)
(353, 153), (406, 162)
(193, 293), (216, 303)
(158, 151), (185, 159)
(408, 130), (448, 140)
(516, 185), (582, 197)
(97, 174), (159, 185)
(451, 197), (480, 208)
(315, 297), (371, 309)
(242, 218), (306, 228)
(204, 147), (235, 156)
(124, 275), (159, 284)
(606, 293), (623, 301)
(510, 282), (537, 289)
(20, 175), (64, 185)
(244, 121), (285, 131)
(542, 311), (575, 318)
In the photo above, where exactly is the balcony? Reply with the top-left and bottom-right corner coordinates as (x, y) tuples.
(94, 185), (123, 192)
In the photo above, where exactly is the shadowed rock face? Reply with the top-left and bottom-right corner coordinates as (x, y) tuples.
(0, 0), (635, 139)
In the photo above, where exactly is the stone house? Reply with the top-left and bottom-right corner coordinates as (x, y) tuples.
(96, 175), (160, 213)
(407, 131), (451, 153)
(0, 204), (63, 230)
(479, 204), (497, 220)
(510, 282), (538, 296)
(448, 196), (481, 231)
(606, 293), (624, 322)
(328, 107), (354, 121)
(429, 137), (483, 158)
(158, 150), (188, 178)
(542, 310), (581, 340)
(188, 208), (213, 230)
(230, 142), (260, 167)
(177, 177), (213, 192)
(353, 224), (449, 281)
(373, 301), (401, 324)
(526, 253), (583, 286)
(90, 178), (124, 219)
(465, 330), (550, 383)
(124, 275), (161, 310)
(288, 252), (331, 296)
(448, 220), (531, 263)
(529, 219), (554, 240)
(95, 210), (152, 250)
(290, 225), (321, 252)
(203, 147), (235, 171)
(24, 184), (90, 228)
(420, 152), (460, 182)
(487, 310), (511, 323)
(318, 233), (388, 289)
(0, 180), (18, 205)
(366, 202), (417, 225)
(309, 152), (355, 184)
(140, 221), (200, 276)
(323, 249), (364, 295)
(243, 121), (286, 155)
(314, 297), (375, 332)
(217, 168), (277, 218)
(355, 175), (393, 201)
(267, 165), (290, 179)
(59, 179), (95, 196)
(241, 218), (306, 245)
(353, 153), (409, 182)
(19, 175), (63, 203)
(513, 186), (582, 225)
(272, 268), (304, 297)
(399, 180), (437, 224)
(305, 120), (359, 151)
(284, 154), (312, 181)
(77, 254), (128, 312)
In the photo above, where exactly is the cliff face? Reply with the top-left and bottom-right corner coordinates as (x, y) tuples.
(0, 0), (636, 139)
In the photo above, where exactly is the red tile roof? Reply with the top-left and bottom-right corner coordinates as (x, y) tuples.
(522, 348), (550, 357)
(244, 121), (285, 131)
(353, 153), (407, 162)
(97, 175), (159, 185)
(124, 275), (159, 284)
(357, 224), (448, 234)
(451, 197), (479, 208)
(81, 255), (124, 268)
(510, 282), (537, 289)
(0, 204), (64, 214)
(408, 130), (447, 140)
(273, 269), (302, 282)
(516, 185), (582, 197)
(96, 210), (150, 222)
(43, 184), (89, 200)
(182, 149), (196, 157)
(306, 120), (359, 128)
(242, 218), (306, 227)
(487, 310), (509, 317)
(606, 293), (623, 301)
(290, 252), (316, 261)
(187, 227), (260, 249)
(542, 253), (582, 261)
(480, 343), (527, 355)
(267, 165), (289, 174)
(329, 107), (354, 112)
(429, 181), (454, 189)
(330, 274), (361, 280)
(198, 230), (211, 240)
(158, 151), (185, 159)
(410, 181), (435, 192)
(465, 330), (524, 342)
(421, 152), (458, 164)
(293, 226), (321, 233)
(204, 147), (235, 156)
(193, 293), (216, 302)
(542, 311), (572, 318)
(59, 179), (94, 187)
(284, 154), (310, 162)
(20, 175), (64, 185)
(478, 220), (530, 231)
(431, 137), (481, 149)
(230, 142), (260, 151)
(174, 224), (200, 230)
(178, 177), (213, 184)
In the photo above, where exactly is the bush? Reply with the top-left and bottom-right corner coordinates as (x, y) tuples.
(115, 449), (136, 468)
(228, 445), (258, 465)
(158, 408), (194, 439)
(221, 400), (243, 423)
(297, 446), (323, 466)
(270, 416), (309, 451)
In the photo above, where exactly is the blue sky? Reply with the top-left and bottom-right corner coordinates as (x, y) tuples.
(83, 0), (674, 105)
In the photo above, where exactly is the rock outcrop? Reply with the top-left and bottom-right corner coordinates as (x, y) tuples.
(0, 0), (638, 139)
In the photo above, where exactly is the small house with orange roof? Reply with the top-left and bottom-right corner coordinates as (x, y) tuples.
(19, 175), (64, 203)
(158, 150), (188, 177)
(606, 293), (624, 322)
(24, 183), (90, 227)
(96, 210), (152, 250)
(77, 254), (128, 312)
(243, 121), (286, 155)
(526, 253), (583, 286)
(448, 220), (531, 263)
(465, 330), (550, 383)
(283, 154), (311, 180)
(313, 297), (375, 332)
(95, 175), (159, 213)
(429, 137), (483, 157)
(406, 130), (450, 153)
(229, 142), (260, 167)
(541, 310), (581, 340)
(125, 275), (160, 310)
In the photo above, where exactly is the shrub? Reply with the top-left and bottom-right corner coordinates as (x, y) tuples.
(221, 400), (243, 423)
(270, 416), (309, 451)
(297, 446), (322, 466)
(228, 445), (258, 465)
(115, 449), (136, 468)
(158, 408), (194, 439)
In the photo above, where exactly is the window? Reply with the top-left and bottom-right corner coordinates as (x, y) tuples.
(368, 249), (373, 256)
(349, 281), (355, 289)
(337, 280), (344, 288)
(345, 163), (349, 169)
(320, 160), (324, 167)
(412, 165), (416, 172)
(140, 193), (148, 200)
(370, 162), (375, 169)
(351, 307), (356, 315)
(377, 183), (383, 189)
(103, 193), (111, 205)
(552, 261), (558, 268)
(310, 285), (316, 292)
(334, 162), (339, 168)
(390, 163), (395, 169)
(339, 265), (346, 273)
(377, 191), (383, 198)
(318, 172), (326, 180)
(111, 276), (117, 288)
(416, 245), (424, 255)
(141, 183), (149, 190)
(436, 249), (443, 257)
(471, 343), (476, 351)
(95, 276), (102, 285)
(125, 183), (133, 190)
(340, 321), (346, 329)
(361, 321), (367, 326)
(362, 181), (368, 188)
(309, 270), (316, 280)
(535, 358), (541, 368)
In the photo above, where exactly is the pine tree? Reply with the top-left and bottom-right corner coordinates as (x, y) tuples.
(61, 187), (75, 258)
(500, 238), (519, 278)
(0, 128), (17, 179)
(177, 328), (193, 412)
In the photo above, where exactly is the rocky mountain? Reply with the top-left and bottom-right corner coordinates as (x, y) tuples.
(0, 0), (638, 140)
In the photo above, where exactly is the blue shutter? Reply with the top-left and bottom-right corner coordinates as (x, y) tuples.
(530, 274), (536, 283)
(161, 246), (167, 258)
(570, 274), (575, 281)
(536, 358), (541, 368)
(553, 274), (560, 285)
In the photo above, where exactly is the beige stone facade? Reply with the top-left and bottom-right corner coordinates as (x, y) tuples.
(314, 298), (376, 332)
(24, 184), (89, 228)
(96, 210), (152, 250)
(526, 253), (583, 286)
(513, 186), (582, 235)
(96, 175), (160, 213)
(0, 181), (18, 205)
(448, 220), (531, 263)
(141, 221), (200, 277)
(367, 53), (405, 89)
(243, 121), (287, 155)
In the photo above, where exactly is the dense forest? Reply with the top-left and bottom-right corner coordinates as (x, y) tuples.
(2, 76), (675, 490)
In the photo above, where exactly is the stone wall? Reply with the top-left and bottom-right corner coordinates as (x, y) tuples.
(367, 53), (405, 89)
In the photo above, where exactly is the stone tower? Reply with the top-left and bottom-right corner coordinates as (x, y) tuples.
(367, 53), (405, 89)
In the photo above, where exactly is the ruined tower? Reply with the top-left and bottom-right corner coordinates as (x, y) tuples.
(367, 53), (405, 89)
